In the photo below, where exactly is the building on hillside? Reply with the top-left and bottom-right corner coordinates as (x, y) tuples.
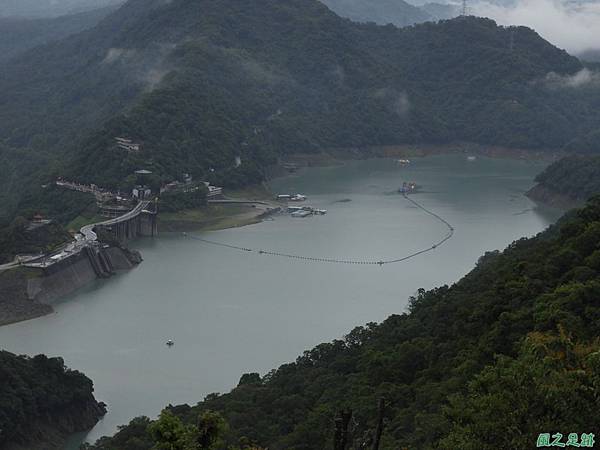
(115, 137), (141, 152)
(202, 182), (223, 198)
(26, 214), (52, 231)
(133, 185), (152, 200)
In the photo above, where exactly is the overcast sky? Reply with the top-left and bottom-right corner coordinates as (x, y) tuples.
(473, 0), (600, 54)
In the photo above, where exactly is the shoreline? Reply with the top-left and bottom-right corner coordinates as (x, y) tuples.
(0, 148), (557, 328)
(526, 184), (583, 210)
(158, 200), (282, 233)
(278, 143), (563, 170)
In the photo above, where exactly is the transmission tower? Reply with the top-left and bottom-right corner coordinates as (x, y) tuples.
(461, 0), (468, 16)
(509, 29), (515, 52)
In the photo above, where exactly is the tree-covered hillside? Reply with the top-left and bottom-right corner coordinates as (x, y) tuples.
(0, 351), (106, 449)
(319, 0), (432, 26)
(88, 197), (600, 449)
(2, 0), (600, 221)
(529, 155), (600, 207)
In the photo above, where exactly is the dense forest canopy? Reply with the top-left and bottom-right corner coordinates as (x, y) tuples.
(534, 155), (600, 203)
(0, 351), (106, 448)
(319, 0), (433, 26)
(87, 196), (600, 449)
(2, 0), (600, 224)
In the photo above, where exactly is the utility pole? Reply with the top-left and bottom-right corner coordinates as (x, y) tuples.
(509, 29), (515, 52)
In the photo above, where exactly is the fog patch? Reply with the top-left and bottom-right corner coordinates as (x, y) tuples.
(103, 48), (137, 64)
(144, 68), (170, 90)
(544, 68), (600, 88)
(102, 44), (176, 91)
(330, 64), (346, 87)
(374, 88), (411, 118)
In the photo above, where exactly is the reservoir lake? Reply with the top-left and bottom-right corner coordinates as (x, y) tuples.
(0, 155), (562, 445)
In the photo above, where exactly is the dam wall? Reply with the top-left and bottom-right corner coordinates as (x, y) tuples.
(26, 246), (140, 305)
(99, 210), (158, 243)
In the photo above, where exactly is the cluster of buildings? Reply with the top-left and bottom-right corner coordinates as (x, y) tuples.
(159, 173), (223, 198)
(56, 167), (224, 223)
(56, 179), (123, 203)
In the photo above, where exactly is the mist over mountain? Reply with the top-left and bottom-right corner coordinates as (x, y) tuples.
(0, 6), (117, 62)
(2, 0), (600, 222)
(472, 0), (600, 54)
(323, 0), (600, 57)
(0, 0), (123, 18)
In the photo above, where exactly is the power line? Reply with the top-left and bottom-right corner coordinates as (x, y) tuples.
(185, 194), (455, 267)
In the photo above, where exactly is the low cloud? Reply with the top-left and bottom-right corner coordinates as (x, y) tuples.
(374, 88), (411, 117)
(544, 68), (600, 88)
(102, 45), (175, 91)
(472, 0), (600, 54)
(102, 48), (137, 64)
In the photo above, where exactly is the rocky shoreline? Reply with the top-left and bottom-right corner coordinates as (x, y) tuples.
(526, 183), (583, 210)
(5, 399), (107, 450)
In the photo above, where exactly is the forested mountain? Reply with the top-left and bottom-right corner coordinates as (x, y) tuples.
(2, 0), (600, 223)
(89, 197), (600, 449)
(0, 351), (106, 449)
(528, 155), (600, 207)
(0, 7), (117, 62)
(0, 0), (122, 18)
(319, 0), (432, 26)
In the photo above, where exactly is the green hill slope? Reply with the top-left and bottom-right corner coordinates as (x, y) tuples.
(319, 0), (432, 26)
(88, 196), (600, 449)
(0, 351), (106, 449)
(528, 155), (600, 207)
(2, 0), (600, 219)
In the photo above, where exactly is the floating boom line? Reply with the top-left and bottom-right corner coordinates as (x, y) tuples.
(185, 194), (454, 266)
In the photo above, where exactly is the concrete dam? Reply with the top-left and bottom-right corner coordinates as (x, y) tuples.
(1, 200), (159, 323)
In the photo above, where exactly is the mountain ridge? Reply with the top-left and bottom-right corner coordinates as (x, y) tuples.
(1, 0), (598, 222)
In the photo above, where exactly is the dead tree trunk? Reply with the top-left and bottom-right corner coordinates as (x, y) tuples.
(372, 398), (385, 450)
(334, 409), (353, 450)
(340, 409), (352, 450)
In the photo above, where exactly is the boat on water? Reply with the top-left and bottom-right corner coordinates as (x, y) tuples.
(467, 156), (477, 161)
(278, 193), (307, 202)
(291, 210), (312, 218)
(397, 159), (411, 165)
